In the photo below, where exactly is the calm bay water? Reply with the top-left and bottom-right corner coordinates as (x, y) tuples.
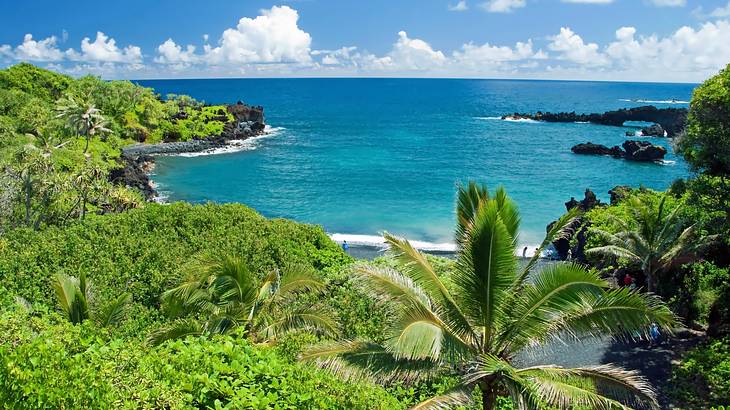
(138, 78), (694, 249)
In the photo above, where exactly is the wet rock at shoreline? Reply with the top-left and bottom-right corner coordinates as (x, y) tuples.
(109, 154), (157, 199)
(503, 105), (687, 137)
(640, 124), (666, 137)
(571, 140), (666, 162)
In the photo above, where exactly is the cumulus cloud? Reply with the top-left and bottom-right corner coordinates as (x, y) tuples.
(66, 32), (142, 63)
(649, 0), (685, 7)
(155, 39), (199, 65)
(710, 1), (730, 17)
(561, 0), (613, 3)
(449, 1), (469, 11)
(481, 0), (526, 13)
(204, 5), (312, 64)
(385, 31), (446, 70)
(548, 27), (608, 66)
(453, 39), (545, 67)
(14, 34), (64, 61)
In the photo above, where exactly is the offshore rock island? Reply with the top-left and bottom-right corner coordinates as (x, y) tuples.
(503, 105), (688, 137)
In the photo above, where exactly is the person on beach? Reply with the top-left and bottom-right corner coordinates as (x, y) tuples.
(522, 246), (528, 258)
(623, 273), (634, 287)
(342, 240), (349, 252)
(649, 322), (661, 347)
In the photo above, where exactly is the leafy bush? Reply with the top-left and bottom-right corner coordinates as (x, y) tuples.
(0, 308), (400, 409)
(671, 337), (730, 408)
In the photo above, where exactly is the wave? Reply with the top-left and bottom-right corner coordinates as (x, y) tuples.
(474, 116), (540, 124)
(329, 233), (546, 257)
(173, 125), (285, 158)
(619, 98), (689, 104)
(660, 159), (677, 166)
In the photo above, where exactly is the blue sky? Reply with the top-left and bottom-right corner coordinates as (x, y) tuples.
(1, 0), (730, 82)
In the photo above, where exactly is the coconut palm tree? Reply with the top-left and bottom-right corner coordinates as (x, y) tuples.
(586, 195), (713, 293)
(149, 257), (338, 345)
(55, 94), (110, 153)
(51, 271), (131, 326)
(304, 182), (676, 410)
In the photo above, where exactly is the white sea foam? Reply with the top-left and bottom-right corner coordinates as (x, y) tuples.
(619, 98), (689, 104)
(660, 159), (677, 166)
(329, 233), (545, 257)
(474, 116), (540, 124)
(173, 125), (285, 158)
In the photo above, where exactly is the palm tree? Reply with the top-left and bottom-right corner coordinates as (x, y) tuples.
(149, 257), (338, 345)
(304, 182), (676, 410)
(55, 94), (111, 153)
(51, 271), (131, 326)
(586, 195), (713, 293)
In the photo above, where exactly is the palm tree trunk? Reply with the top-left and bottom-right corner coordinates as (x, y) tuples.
(645, 263), (655, 293)
(481, 384), (496, 410)
(83, 134), (90, 153)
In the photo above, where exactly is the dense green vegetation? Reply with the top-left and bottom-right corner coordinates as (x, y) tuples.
(0, 63), (234, 233)
(1, 62), (729, 408)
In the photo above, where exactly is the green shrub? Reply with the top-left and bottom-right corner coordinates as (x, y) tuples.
(671, 337), (730, 408)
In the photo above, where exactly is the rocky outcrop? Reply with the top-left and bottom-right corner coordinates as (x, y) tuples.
(223, 102), (266, 140)
(503, 105), (687, 137)
(571, 140), (666, 162)
(571, 143), (623, 158)
(622, 140), (667, 161)
(640, 124), (666, 137)
(547, 189), (602, 261)
(122, 140), (223, 157)
(109, 155), (157, 199)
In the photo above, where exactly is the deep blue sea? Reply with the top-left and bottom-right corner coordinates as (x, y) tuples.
(137, 78), (695, 250)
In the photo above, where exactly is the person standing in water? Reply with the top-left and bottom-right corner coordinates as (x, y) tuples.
(522, 246), (528, 258)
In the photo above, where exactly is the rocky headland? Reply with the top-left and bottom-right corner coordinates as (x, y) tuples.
(113, 101), (266, 199)
(503, 105), (687, 137)
(572, 140), (667, 162)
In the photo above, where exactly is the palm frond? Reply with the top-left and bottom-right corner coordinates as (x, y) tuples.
(452, 200), (516, 348)
(51, 273), (88, 324)
(97, 293), (131, 327)
(455, 181), (490, 248)
(496, 263), (608, 353)
(257, 307), (339, 341)
(303, 340), (441, 384)
(547, 287), (677, 342)
(519, 364), (658, 409)
(585, 245), (642, 264)
(410, 387), (474, 410)
(277, 264), (327, 295)
(147, 318), (203, 346)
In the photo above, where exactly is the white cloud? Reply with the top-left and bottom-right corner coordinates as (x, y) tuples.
(66, 32), (142, 64)
(204, 5), (312, 64)
(481, 0), (526, 13)
(155, 39), (198, 64)
(711, 1), (730, 17)
(548, 27), (608, 66)
(449, 1), (469, 11)
(15, 34), (64, 61)
(453, 39), (543, 65)
(561, 0), (613, 3)
(605, 20), (730, 76)
(386, 31), (446, 70)
(649, 0), (685, 7)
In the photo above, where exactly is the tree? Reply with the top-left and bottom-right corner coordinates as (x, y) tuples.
(586, 195), (713, 293)
(149, 257), (337, 345)
(51, 271), (131, 326)
(55, 93), (110, 153)
(306, 183), (675, 410)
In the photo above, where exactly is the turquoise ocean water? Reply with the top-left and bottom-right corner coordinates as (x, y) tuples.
(138, 78), (694, 250)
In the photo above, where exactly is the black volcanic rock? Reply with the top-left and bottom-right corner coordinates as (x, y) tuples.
(571, 140), (666, 162)
(109, 155), (157, 199)
(547, 189), (601, 261)
(622, 140), (667, 161)
(572, 142), (623, 157)
(504, 105), (687, 137)
(640, 124), (665, 137)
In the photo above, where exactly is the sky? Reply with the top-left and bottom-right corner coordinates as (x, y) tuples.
(1, 0), (730, 82)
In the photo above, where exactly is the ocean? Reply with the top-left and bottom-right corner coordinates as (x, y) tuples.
(137, 78), (694, 251)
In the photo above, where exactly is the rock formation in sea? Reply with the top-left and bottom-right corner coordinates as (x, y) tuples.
(571, 140), (667, 162)
(503, 105), (687, 137)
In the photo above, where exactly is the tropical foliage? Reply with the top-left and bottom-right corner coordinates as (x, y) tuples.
(586, 194), (713, 292)
(306, 183), (676, 410)
(50, 271), (131, 326)
(150, 257), (337, 345)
